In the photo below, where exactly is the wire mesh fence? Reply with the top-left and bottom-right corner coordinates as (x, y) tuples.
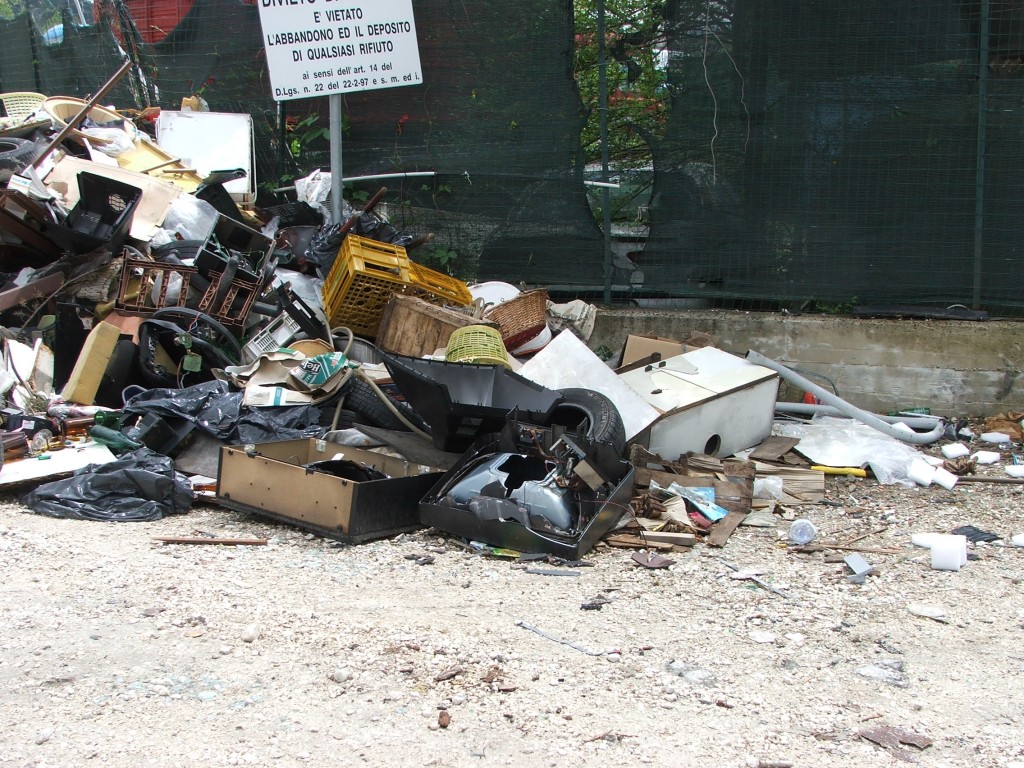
(1, 0), (1022, 315)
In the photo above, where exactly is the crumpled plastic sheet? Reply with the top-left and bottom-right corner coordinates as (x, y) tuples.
(774, 416), (922, 485)
(123, 380), (323, 443)
(20, 448), (193, 522)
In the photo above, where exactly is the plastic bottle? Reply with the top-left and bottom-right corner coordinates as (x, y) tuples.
(788, 519), (817, 545)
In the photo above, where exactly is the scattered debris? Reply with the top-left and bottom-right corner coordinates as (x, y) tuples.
(907, 604), (950, 624)
(433, 665), (464, 683)
(631, 551), (675, 569)
(859, 723), (933, 753)
(152, 535), (267, 545)
(514, 620), (606, 657)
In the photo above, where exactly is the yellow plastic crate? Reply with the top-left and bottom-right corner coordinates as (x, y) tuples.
(322, 235), (413, 337)
(407, 262), (473, 307)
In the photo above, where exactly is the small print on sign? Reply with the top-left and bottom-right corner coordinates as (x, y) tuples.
(257, 0), (423, 101)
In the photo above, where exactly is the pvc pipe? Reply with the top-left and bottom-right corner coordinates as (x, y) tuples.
(774, 402), (942, 431)
(747, 350), (946, 445)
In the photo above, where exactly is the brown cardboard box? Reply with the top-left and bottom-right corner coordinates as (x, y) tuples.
(60, 321), (121, 405)
(216, 439), (444, 543)
(620, 334), (687, 367)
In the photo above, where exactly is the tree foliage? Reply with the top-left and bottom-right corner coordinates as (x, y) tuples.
(573, 0), (669, 172)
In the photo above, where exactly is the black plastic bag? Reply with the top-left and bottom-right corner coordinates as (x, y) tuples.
(124, 380), (241, 439)
(124, 380), (324, 444)
(234, 405), (323, 444)
(20, 448), (193, 522)
(304, 222), (345, 269)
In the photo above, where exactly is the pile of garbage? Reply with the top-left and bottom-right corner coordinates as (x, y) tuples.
(1, 80), (1021, 566)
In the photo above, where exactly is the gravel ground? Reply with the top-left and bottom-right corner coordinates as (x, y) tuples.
(1, 460), (1023, 768)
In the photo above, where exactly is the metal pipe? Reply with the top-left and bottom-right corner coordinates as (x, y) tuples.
(329, 94), (344, 224)
(774, 402), (944, 431)
(273, 171), (435, 194)
(746, 350), (946, 445)
(972, 0), (990, 309)
(598, 0), (612, 305)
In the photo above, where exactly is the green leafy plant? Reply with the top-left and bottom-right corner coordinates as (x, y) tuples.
(287, 114), (330, 160)
(420, 245), (459, 275)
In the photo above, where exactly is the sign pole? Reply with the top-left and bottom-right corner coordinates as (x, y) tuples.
(256, 0), (423, 225)
(329, 94), (344, 224)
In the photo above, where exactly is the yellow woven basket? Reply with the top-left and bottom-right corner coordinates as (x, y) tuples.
(445, 325), (510, 367)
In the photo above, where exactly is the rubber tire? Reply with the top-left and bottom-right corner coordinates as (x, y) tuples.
(345, 377), (430, 433)
(0, 137), (36, 182)
(547, 388), (626, 453)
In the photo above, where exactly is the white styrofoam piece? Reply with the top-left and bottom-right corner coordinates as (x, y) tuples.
(923, 455), (945, 466)
(932, 466), (959, 490)
(1006, 465), (1024, 478)
(518, 331), (659, 440)
(929, 534), (967, 571)
(156, 111), (255, 199)
(980, 431), (1012, 444)
(941, 443), (970, 459)
(907, 459), (936, 486)
(617, 347), (778, 458)
(972, 451), (1001, 465)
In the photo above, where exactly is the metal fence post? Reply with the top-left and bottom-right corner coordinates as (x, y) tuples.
(972, 0), (990, 310)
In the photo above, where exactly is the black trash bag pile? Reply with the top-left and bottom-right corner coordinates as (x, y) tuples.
(122, 380), (323, 444)
(20, 448), (193, 522)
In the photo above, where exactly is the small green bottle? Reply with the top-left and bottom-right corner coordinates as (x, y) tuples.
(88, 425), (143, 453)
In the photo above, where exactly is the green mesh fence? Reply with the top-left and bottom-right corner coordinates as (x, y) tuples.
(2, 0), (1023, 315)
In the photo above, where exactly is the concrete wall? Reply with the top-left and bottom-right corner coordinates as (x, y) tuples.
(589, 309), (1024, 417)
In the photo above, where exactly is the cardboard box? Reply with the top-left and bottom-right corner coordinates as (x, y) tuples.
(620, 334), (687, 367)
(216, 439), (444, 543)
(60, 321), (122, 405)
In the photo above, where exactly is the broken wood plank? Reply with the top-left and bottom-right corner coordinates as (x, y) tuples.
(151, 536), (268, 546)
(634, 531), (697, 547)
(749, 436), (801, 462)
(603, 534), (677, 551)
(707, 511), (748, 547)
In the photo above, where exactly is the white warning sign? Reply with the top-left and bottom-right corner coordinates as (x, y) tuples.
(257, 1), (423, 101)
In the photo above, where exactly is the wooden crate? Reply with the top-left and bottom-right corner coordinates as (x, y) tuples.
(376, 294), (496, 358)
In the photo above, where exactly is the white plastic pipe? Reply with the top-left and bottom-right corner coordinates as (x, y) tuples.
(747, 350), (946, 445)
(774, 402), (942, 431)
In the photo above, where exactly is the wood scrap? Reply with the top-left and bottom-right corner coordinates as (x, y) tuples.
(633, 531), (697, 547)
(151, 536), (268, 546)
(749, 436), (801, 462)
(707, 511), (748, 547)
(603, 533), (677, 551)
(753, 461), (825, 504)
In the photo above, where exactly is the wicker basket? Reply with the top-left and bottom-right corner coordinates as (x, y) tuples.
(0, 92), (44, 120)
(482, 288), (549, 351)
(445, 325), (510, 367)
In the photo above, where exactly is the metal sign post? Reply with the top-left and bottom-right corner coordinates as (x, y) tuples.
(255, 0), (423, 221)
